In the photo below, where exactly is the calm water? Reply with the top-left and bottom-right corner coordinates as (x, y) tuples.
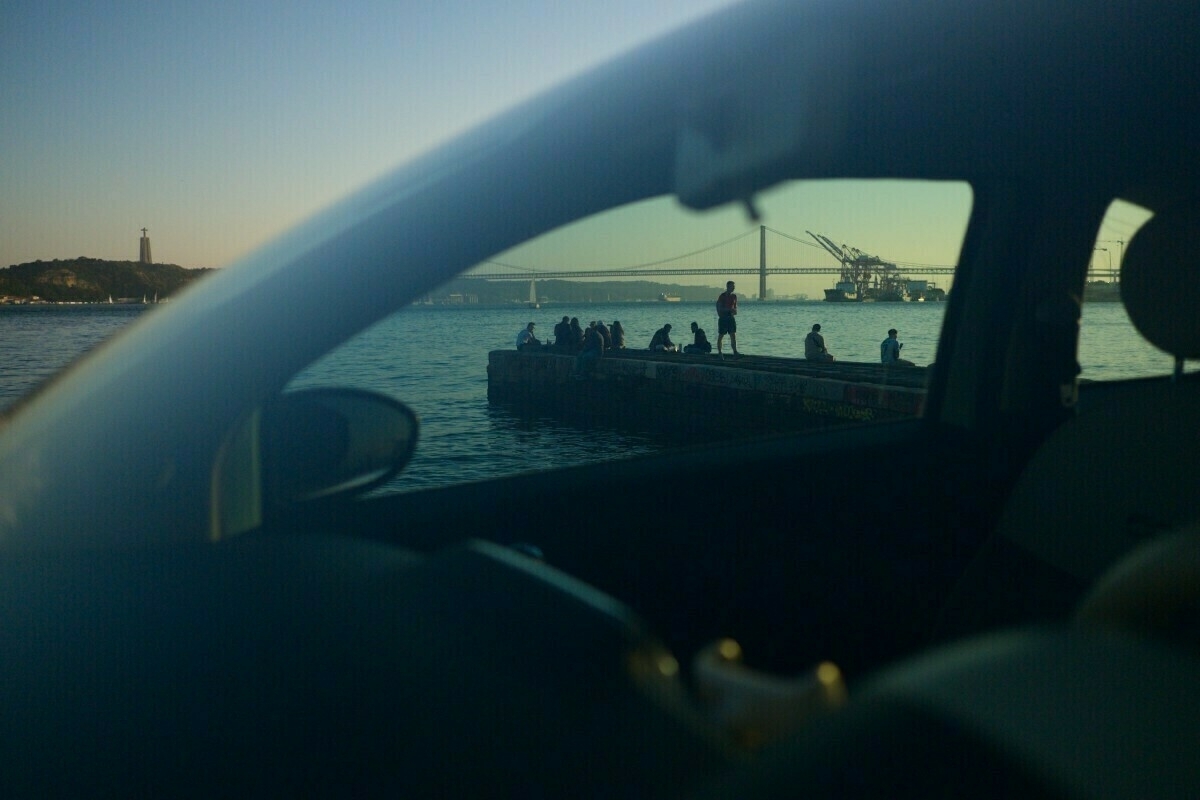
(0, 301), (1175, 493)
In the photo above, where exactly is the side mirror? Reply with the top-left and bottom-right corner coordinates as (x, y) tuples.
(212, 388), (419, 539)
(262, 388), (419, 503)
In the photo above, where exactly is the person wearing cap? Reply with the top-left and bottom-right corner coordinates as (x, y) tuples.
(516, 322), (541, 350)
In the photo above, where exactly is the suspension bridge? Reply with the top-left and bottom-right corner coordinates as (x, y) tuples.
(469, 225), (1120, 299)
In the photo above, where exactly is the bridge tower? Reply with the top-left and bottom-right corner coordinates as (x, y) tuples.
(759, 225), (767, 300)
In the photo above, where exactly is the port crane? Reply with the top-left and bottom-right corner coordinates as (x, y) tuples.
(805, 231), (907, 300)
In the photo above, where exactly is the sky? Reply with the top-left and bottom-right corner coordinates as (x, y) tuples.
(485, 180), (976, 299)
(1, 1), (1152, 300)
(1, 0), (738, 270)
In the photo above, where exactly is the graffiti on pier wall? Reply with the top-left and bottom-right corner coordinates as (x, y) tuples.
(801, 397), (876, 422)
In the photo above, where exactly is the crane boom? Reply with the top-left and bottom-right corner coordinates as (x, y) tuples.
(807, 231), (905, 300)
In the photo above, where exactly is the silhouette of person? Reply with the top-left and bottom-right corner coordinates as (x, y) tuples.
(716, 280), (740, 356)
(574, 322), (605, 377)
(596, 320), (612, 350)
(683, 321), (712, 353)
(649, 324), (676, 352)
(516, 322), (541, 350)
(610, 321), (625, 350)
(553, 315), (571, 350)
(805, 323), (834, 361)
(568, 317), (584, 353)
(881, 328), (914, 366)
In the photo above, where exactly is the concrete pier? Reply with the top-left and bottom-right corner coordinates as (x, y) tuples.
(488, 349), (927, 434)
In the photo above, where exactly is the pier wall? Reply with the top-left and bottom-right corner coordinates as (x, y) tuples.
(487, 350), (927, 434)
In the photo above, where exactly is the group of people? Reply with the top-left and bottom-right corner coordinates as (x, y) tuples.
(516, 280), (742, 358)
(516, 316), (627, 378)
(646, 280), (740, 356)
(516, 317), (626, 353)
(804, 323), (914, 366)
(646, 320), (723, 355)
(518, 279), (914, 367)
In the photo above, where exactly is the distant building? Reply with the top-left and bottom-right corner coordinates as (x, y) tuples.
(139, 228), (153, 264)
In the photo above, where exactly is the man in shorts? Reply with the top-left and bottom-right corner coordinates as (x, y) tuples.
(716, 280), (740, 356)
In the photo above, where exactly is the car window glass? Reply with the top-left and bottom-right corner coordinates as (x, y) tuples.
(289, 179), (973, 494)
(1080, 199), (1164, 380)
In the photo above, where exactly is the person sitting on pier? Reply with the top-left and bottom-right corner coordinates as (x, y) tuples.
(649, 323), (677, 352)
(610, 321), (626, 350)
(574, 322), (605, 378)
(553, 315), (571, 350)
(596, 319), (612, 350)
(516, 322), (542, 351)
(683, 321), (712, 354)
(568, 317), (585, 353)
(805, 323), (835, 362)
(880, 328), (915, 366)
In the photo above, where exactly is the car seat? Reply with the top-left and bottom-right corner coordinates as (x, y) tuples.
(934, 201), (1200, 640)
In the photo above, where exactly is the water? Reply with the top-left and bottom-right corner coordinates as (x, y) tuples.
(0, 301), (1176, 493)
(0, 304), (152, 408)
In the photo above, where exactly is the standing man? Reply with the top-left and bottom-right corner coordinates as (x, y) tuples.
(880, 328), (914, 366)
(716, 280), (740, 356)
(805, 324), (834, 361)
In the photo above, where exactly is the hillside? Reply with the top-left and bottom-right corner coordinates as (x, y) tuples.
(0, 258), (214, 302)
(1, 261), (735, 305)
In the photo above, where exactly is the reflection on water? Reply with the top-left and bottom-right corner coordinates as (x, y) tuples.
(0, 301), (1177, 493)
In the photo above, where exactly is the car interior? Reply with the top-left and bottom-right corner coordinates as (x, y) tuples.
(1, 1), (1197, 796)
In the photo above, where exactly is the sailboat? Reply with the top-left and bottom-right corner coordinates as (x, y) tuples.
(527, 280), (539, 309)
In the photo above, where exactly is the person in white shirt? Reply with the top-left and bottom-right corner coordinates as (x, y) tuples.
(516, 322), (541, 350)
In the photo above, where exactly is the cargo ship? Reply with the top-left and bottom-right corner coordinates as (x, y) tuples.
(823, 282), (859, 302)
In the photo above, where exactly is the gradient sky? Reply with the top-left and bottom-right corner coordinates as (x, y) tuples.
(484, 180), (976, 299)
(2, 1), (1151, 300)
(1, 0), (739, 270)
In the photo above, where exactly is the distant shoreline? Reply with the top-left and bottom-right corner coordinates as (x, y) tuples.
(0, 258), (209, 305)
(0, 299), (163, 307)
